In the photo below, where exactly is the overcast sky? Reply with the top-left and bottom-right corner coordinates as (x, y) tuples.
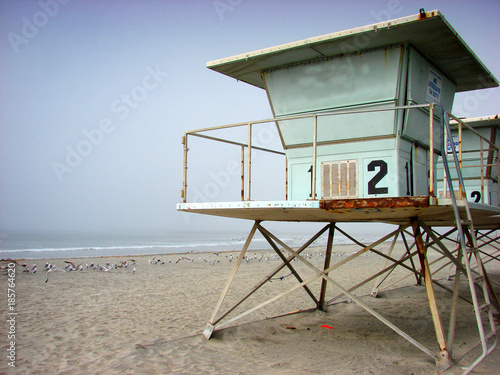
(0, 0), (499, 237)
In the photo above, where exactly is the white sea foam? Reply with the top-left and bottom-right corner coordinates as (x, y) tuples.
(0, 231), (376, 260)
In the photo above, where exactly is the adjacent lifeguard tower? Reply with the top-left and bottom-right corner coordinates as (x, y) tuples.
(438, 115), (500, 206)
(178, 10), (499, 373)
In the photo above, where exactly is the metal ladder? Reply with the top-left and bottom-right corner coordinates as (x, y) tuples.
(440, 109), (498, 374)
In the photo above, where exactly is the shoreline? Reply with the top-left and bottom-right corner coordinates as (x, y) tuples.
(0, 242), (367, 261)
(0, 230), (386, 260)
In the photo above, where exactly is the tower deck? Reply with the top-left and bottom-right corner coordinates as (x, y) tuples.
(177, 196), (500, 228)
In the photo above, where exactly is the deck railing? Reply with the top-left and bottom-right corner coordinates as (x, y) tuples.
(181, 104), (498, 205)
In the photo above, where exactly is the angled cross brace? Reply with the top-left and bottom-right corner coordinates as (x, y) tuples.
(329, 243), (472, 308)
(337, 225), (470, 307)
(474, 228), (500, 265)
(246, 222), (439, 360)
(367, 224), (476, 305)
(202, 218), (500, 373)
(203, 222), (331, 338)
(203, 221), (453, 368)
(203, 221), (260, 339)
(257, 226), (319, 306)
(475, 226), (500, 249)
(366, 218), (500, 372)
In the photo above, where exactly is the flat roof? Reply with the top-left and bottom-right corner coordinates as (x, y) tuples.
(208, 9), (498, 93)
(450, 114), (500, 128)
(177, 197), (500, 228)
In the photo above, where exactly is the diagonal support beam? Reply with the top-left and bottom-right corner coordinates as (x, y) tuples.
(329, 248), (420, 304)
(204, 221), (259, 339)
(258, 226), (319, 306)
(401, 231), (421, 285)
(418, 220), (468, 276)
(371, 231), (400, 297)
(207, 223), (331, 333)
(206, 223), (447, 363)
(330, 241), (472, 306)
(254, 223), (439, 360)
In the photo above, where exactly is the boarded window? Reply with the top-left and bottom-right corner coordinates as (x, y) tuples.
(322, 160), (358, 199)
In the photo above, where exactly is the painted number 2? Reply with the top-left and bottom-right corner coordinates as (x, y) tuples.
(367, 160), (388, 195)
(471, 191), (481, 203)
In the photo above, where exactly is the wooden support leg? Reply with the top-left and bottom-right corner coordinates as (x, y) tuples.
(318, 223), (335, 311)
(411, 218), (452, 371)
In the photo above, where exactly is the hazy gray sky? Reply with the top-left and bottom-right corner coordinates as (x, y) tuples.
(1, 0), (499, 236)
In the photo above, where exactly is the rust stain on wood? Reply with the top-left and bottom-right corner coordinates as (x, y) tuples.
(320, 196), (430, 210)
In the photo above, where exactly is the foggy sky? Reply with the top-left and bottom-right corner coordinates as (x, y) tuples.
(1, 0), (499, 237)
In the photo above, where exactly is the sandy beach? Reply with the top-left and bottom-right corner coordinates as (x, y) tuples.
(1, 242), (499, 374)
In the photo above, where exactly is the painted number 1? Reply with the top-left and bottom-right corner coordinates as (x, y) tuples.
(368, 160), (388, 195)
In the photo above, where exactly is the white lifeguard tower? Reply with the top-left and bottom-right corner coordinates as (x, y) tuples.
(177, 10), (499, 373)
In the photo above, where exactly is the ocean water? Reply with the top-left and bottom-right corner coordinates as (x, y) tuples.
(0, 223), (390, 260)
(0, 232), (255, 260)
(0, 231), (336, 260)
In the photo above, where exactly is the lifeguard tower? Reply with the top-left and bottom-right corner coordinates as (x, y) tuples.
(177, 10), (500, 373)
(438, 115), (500, 206)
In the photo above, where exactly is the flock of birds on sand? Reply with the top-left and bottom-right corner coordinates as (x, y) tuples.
(0, 259), (139, 283)
(1, 248), (367, 283)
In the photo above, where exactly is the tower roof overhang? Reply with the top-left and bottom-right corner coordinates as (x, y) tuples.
(207, 10), (498, 93)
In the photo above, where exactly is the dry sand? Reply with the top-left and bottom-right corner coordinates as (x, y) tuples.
(1, 243), (499, 374)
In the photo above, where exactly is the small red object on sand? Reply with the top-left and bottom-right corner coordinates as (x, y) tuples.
(321, 325), (334, 329)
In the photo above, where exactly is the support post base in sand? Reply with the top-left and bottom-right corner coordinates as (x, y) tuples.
(203, 323), (215, 340)
(436, 349), (453, 373)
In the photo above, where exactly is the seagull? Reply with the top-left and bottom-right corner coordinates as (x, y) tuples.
(45, 268), (67, 283)
(64, 261), (84, 271)
(44, 263), (54, 271)
(0, 258), (20, 266)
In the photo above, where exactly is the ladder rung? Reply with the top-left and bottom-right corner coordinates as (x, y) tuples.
(479, 303), (491, 312)
(461, 219), (473, 225)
